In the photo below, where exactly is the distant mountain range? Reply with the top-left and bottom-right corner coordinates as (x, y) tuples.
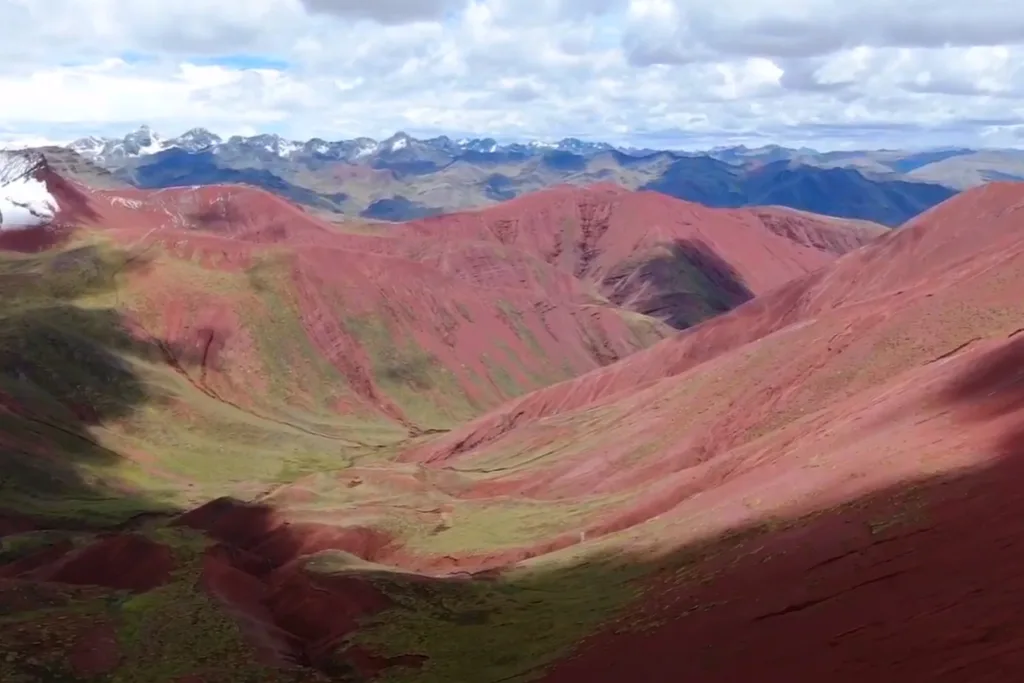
(68, 126), (626, 166)
(61, 126), (1024, 226)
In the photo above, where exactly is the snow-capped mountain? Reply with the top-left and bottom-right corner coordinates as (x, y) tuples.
(706, 144), (819, 165)
(50, 126), (983, 228)
(68, 126), (220, 163)
(0, 151), (58, 231)
(550, 137), (615, 155)
(459, 137), (501, 153)
(67, 126), (643, 167)
(219, 133), (304, 159)
(174, 127), (224, 152)
(69, 125), (171, 162)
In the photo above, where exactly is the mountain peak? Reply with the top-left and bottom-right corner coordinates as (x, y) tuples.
(66, 126), (663, 165)
(173, 128), (222, 151)
(178, 127), (216, 138)
(381, 131), (414, 152)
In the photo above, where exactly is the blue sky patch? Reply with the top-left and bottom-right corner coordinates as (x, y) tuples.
(188, 54), (290, 70)
(117, 51), (288, 70)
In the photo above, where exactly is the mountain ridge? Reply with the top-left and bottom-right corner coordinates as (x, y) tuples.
(65, 125), (1024, 172)
(55, 127), (968, 227)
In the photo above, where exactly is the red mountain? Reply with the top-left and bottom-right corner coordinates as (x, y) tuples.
(0, 153), (903, 682)
(401, 182), (1024, 682)
(394, 183), (884, 328)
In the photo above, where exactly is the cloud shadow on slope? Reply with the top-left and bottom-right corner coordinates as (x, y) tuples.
(0, 227), (81, 255)
(602, 238), (754, 329)
(528, 331), (1024, 683)
(0, 242), (204, 531)
(938, 333), (1024, 444)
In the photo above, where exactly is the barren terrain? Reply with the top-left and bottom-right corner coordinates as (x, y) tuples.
(2, 154), (1019, 682)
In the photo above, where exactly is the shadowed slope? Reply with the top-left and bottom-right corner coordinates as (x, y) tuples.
(36, 147), (130, 191)
(0, 227), (307, 681)
(601, 238), (754, 328)
(642, 158), (956, 226)
(539, 330), (1024, 683)
(0, 234), (201, 524)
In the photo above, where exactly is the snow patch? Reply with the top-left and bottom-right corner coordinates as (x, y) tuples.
(0, 152), (58, 231)
(278, 139), (302, 157)
(108, 196), (143, 210)
(137, 137), (165, 156)
(354, 141), (379, 159)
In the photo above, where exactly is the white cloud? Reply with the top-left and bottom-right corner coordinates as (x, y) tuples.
(299, 0), (464, 24)
(625, 0), (1024, 64)
(0, 0), (1022, 150)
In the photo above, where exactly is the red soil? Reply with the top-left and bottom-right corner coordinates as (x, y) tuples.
(402, 183), (1024, 468)
(84, 184), (338, 246)
(541, 376), (1024, 683)
(0, 226), (65, 253)
(25, 534), (175, 592)
(33, 175), (665, 421)
(379, 181), (1024, 680)
(394, 184), (882, 325)
(181, 498), (423, 676)
(0, 540), (75, 578)
(69, 623), (121, 676)
(7, 162), (878, 431)
(178, 497), (396, 565)
(0, 510), (38, 536)
(3, 162), (925, 677)
(199, 544), (304, 666)
(261, 570), (392, 668)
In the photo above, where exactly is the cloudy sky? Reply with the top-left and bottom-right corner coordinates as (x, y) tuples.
(1, 0), (1023, 150)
